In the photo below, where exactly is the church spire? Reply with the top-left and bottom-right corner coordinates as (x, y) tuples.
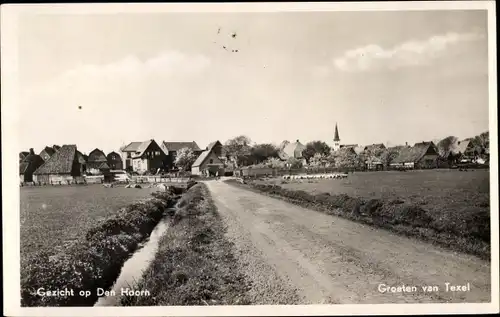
(334, 123), (340, 142)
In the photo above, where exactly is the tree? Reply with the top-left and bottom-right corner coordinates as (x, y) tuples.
(251, 143), (279, 164)
(264, 157), (286, 169)
(223, 135), (253, 167)
(287, 157), (303, 169)
(302, 141), (331, 163)
(436, 136), (459, 157)
(379, 147), (401, 167)
(330, 148), (357, 169)
(309, 153), (329, 167)
(470, 131), (489, 155)
(174, 147), (198, 171)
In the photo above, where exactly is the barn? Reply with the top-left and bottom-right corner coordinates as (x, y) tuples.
(107, 151), (123, 170)
(33, 145), (84, 184)
(87, 148), (110, 175)
(191, 141), (225, 176)
(390, 142), (439, 169)
(20, 149), (45, 183)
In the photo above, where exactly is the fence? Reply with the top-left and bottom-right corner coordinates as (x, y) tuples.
(130, 176), (191, 184)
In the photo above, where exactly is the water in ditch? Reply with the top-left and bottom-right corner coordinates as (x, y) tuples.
(94, 215), (171, 306)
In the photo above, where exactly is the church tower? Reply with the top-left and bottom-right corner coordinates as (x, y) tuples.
(333, 123), (341, 151)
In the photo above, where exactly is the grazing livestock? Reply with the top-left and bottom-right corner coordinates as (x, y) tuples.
(281, 172), (348, 181)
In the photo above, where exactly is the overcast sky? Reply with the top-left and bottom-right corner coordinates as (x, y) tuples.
(17, 9), (489, 155)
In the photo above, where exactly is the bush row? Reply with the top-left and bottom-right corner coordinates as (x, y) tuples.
(21, 188), (183, 307)
(228, 180), (490, 260)
(121, 183), (251, 306)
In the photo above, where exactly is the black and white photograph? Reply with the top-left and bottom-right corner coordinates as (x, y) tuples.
(2, 2), (498, 316)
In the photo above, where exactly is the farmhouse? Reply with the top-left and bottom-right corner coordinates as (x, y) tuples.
(19, 149), (45, 183)
(279, 139), (306, 161)
(39, 146), (56, 162)
(363, 143), (386, 170)
(107, 151), (123, 170)
(451, 139), (479, 163)
(191, 141), (225, 176)
(120, 142), (143, 171)
(87, 148), (110, 175)
(390, 141), (439, 169)
(19, 151), (30, 162)
(131, 139), (167, 174)
(33, 145), (84, 183)
(161, 141), (202, 170)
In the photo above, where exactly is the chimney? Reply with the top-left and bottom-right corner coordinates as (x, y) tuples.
(296, 139), (299, 143)
(29, 148), (34, 155)
(405, 142), (408, 146)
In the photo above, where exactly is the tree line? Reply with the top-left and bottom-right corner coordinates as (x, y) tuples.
(173, 131), (490, 171)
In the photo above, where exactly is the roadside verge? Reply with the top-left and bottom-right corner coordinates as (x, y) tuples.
(121, 183), (252, 306)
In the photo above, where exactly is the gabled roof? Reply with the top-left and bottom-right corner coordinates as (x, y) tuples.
(107, 151), (122, 161)
(281, 140), (306, 159)
(162, 141), (201, 152)
(40, 146), (56, 157)
(34, 145), (78, 175)
(20, 162), (30, 174)
(192, 147), (223, 167)
(20, 153), (45, 174)
(121, 142), (143, 152)
(451, 139), (472, 155)
(76, 151), (87, 164)
(207, 140), (222, 151)
(88, 148), (108, 162)
(392, 142), (437, 164)
(131, 139), (165, 158)
(364, 143), (386, 152)
(19, 151), (30, 160)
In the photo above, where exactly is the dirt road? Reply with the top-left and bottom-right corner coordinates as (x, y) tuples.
(205, 180), (491, 304)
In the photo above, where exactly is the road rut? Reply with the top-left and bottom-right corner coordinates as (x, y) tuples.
(205, 180), (491, 304)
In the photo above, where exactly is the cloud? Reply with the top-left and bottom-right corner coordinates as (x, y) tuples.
(333, 31), (486, 72)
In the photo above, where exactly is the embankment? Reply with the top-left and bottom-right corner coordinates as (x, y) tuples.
(226, 180), (490, 261)
(121, 183), (251, 306)
(21, 189), (182, 307)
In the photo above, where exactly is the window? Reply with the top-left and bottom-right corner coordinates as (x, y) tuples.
(209, 159), (214, 164)
(127, 153), (131, 159)
(156, 151), (160, 156)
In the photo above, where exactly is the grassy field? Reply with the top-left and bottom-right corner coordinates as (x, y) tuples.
(20, 184), (158, 263)
(257, 169), (490, 217)
(20, 184), (181, 307)
(237, 169), (490, 260)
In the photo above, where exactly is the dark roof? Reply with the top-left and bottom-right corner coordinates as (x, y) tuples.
(88, 148), (108, 162)
(20, 154), (45, 174)
(162, 141), (201, 152)
(34, 145), (77, 175)
(40, 146), (56, 157)
(52, 145), (61, 151)
(107, 151), (122, 161)
(76, 151), (87, 164)
(207, 141), (222, 151)
(364, 143), (386, 151)
(121, 142), (143, 152)
(334, 123), (340, 142)
(19, 151), (30, 160)
(20, 162), (30, 174)
(392, 142), (436, 164)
